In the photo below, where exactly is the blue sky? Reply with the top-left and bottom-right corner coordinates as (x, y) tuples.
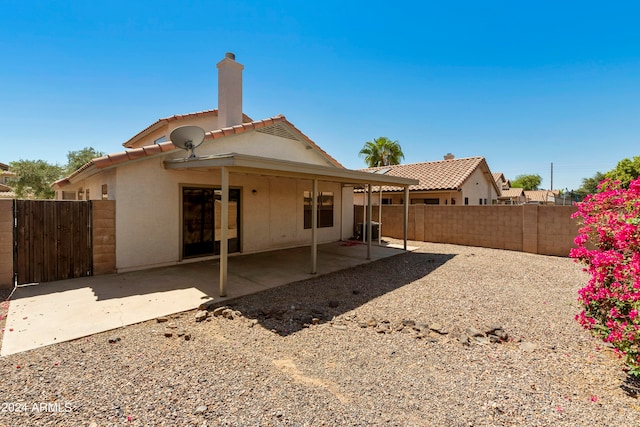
(1, 1), (638, 191)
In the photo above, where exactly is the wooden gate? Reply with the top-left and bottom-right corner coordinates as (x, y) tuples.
(13, 200), (92, 285)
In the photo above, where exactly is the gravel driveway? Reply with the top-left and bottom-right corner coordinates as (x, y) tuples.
(1, 241), (638, 426)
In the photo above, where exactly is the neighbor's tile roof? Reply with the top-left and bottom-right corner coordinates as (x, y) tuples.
(524, 190), (555, 202)
(54, 114), (343, 187)
(361, 157), (488, 192)
(499, 188), (525, 198)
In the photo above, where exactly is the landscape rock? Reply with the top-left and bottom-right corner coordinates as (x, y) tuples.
(108, 337), (121, 344)
(328, 300), (340, 308)
(195, 405), (207, 414)
(466, 327), (484, 337)
(156, 316), (169, 323)
(212, 306), (229, 317)
(195, 310), (209, 322)
(429, 323), (448, 335)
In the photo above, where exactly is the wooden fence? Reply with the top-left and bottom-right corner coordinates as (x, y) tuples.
(0, 200), (115, 288)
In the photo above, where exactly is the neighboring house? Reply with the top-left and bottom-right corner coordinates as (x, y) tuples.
(498, 187), (526, 205)
(493, 172), (511, 191)
(52, 53), (417, 287)
(355, 154), (500, 206)
(0, 162), (16, 199)
(524, 190), (556, 205)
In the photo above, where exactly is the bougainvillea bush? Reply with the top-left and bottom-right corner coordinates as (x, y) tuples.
(570, 177), (640, 376)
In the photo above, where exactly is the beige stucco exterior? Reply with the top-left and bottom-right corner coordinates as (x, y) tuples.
(55, 125), (372, 273)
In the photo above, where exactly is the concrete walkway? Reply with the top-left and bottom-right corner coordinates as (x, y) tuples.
(1, 241), (413, 356)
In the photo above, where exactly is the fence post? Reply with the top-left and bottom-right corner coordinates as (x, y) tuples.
(0, 200), (14, 289)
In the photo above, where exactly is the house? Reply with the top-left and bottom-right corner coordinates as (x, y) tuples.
(524, 190), (556, 205)
(52, 53), (417, 295)
(355, 154), (500, 206)
(493, 172), (510, 191)
(498, 187), (526, 205)
(0, 162), (15, 199)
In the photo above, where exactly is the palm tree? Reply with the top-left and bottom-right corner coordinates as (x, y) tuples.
(359, 137), (405, 167)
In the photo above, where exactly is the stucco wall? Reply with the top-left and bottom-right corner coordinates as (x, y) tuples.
(460, 167), (498, 205)
(0, 199), (13, 288)
(356, 204), (578, 257)
(108, 156), (345, 272)
(195, 132), (332, 166)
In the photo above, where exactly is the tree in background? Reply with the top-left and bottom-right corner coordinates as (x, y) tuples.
(510, 174), (542, 190)
(8, 160), (64, 199)
(7, 147), (105, 199)
(575, 171), (606, 200)
(359, 137), (404, 167)
(606, 156), (640, 188)
(65, 147), (105, 175)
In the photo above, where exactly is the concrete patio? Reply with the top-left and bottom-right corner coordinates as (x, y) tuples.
(1, 241), (413, 356)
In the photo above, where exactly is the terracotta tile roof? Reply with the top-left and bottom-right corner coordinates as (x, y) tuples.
(54, 115), (343, 188)
(500, 188), (525, 198)
(122, 109), (254, 148)
(524, 190), (555, 203)
(0, 162), (8, 171)
(361, 157), (491, 192)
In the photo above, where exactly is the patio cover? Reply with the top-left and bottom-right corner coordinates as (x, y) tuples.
(164, 152), (418, 296)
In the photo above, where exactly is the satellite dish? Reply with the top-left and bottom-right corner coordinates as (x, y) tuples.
(170, 126), (206, 159)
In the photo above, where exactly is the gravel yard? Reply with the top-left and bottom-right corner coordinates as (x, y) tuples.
(1, 241), (639, 426)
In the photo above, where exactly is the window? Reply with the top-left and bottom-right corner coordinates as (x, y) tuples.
(479, 198), (483, 205)
(85, 189), (90, 200)
(451, 198), (456, 205)
(484, 198), (488, 205)
(381, 198), (393, 205)
(62, 191), (76, 200)
(154, 135), (167, 144)
(101, 184), (108, 200)
(304, 191), (334, 229)
(464, 197), (469, 205)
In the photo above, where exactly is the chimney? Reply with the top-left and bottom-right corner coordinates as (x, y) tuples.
(444, 153), (455, 160)
(217, 52), (244, 128)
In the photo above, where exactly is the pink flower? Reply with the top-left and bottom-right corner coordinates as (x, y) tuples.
(590, 395), (598, 402)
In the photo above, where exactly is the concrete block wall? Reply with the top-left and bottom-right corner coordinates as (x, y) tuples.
(537, 206), (579, 256)
(0, 200), (13, 289)
(91, 200), (116, 275)
(356, 204), (579, 257)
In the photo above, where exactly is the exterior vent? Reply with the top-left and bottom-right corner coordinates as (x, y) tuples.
(256, 123), (300, 141)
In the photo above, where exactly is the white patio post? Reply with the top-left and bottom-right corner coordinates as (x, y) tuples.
(219, 167), (229, 297)
(367, 183), (372, 260)
(403, 186), (409, 250)
(378, 186), (382, 245)
(311, 178), (318, 274)
(362, 186), (366, 243)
